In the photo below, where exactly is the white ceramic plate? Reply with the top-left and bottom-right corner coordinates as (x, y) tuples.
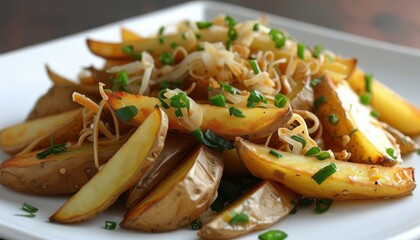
(0, 1), (419, 239)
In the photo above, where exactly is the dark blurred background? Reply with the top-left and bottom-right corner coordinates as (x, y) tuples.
(2, 0), (420, 54)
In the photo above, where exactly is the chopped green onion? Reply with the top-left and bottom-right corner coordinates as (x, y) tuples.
(196, 21), (213, 29)
(225, 16), (236, 27)
(121, 45), (142, 60)
(247, 90), (268, 108)
(258, 230), (288, 240)
(159, 51), (174, 65)
(310, 78), (322, 88)
(315, 198), (333, 213)
(349, 128), (359, 137)
(170, 92), (190, 111)
(269, 149), (282, 158)
(110, 70), (129, 92)
(114, 105), (138, 122)
(226, 39), (232, 50)
(196, 43), (205, 51)
(314, 95), (327, 112)
(360, 93), (371, 105)
(370, 109), (380, 118)
(191, 220), (202, 230)
(158, 89), (170, 109)
(253, 23), (260, 31)
(191, 128), (224, 152)
(298, 197), (315, 207)
(274, 94), (287, 108)
(22, 203), (38, 214)
(174, 108), (183, 118)
(158, 36), (165, 44)
(311, 163), (337, 185)
(365, 73), (373, 93)
(229, 211), (249, 225)
(305, 147), (321, 156)
(210, 93), (226, 107)
(328, 114), (339, 125)
(386, 147), (397, 160)
(312, 45), (323, 58)
(36, 135), (67, 159)
(229, 106), (246, 118)
(249, 59), (261, 74)
(316, 151), (331, 160)
(291, 135), (307, 148)
(289, 199), (297, 214)
(105, 221), (117, 230)
(268, 29), (286, 49)
(195, 33), (202, 39)
(220, 83), (240, 94)
(227, 27), (238, 41)
(158, 81), (170, 91)
(204, 129), (235, 150)
(158, 26), (165, 35)
(297, 42), (305, 60)
(170, 42), (179, 49)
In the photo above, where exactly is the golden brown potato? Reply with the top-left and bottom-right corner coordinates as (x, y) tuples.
(0, 109), (83, 155)
(235, 137), (416, 200)
(49, 107), (168, 223)
(121, 146), (224, 232)
(121, 27), (143, 42)
(0, 140), (125, 195)
(383, 124), (419, 155)
(314, 76), (400, 166)
(126, 132), (197, 208)
(106, 91), (292, 140)
(198, 181), (299, 240)
(347, 67), (420, 136)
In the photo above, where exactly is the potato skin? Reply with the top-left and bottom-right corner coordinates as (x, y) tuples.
(121, 146), (224, 232)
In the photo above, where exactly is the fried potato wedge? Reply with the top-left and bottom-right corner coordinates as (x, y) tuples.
(121, 146), (223, 232)
(383, 124), (419, 155)
(106, 91), (292, 140)
(314, 77), (400, 166)
(49, 107), (168, 223)
(0, 140), (125, 195)
(0, 109), (83, 155)
(235, 138), (416, 200)
(198, 181), (299, 240)
(348, 67), (420, 136)
(121, 27), (143, 42)
(126, 132), (197, 208)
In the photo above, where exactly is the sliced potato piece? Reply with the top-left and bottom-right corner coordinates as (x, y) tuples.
(314, 77), (400, 166)
(121, 27), (143, 42)
(198, 181), (299, 240)
(121, 146), (223, 232)
(49, 107), (168, 223)
(0, 109), (83, 155)
(0, 139), (125, 195)
(126, 132), (197, 208)
(383, 124), (419, 155)
(347, 67), (420, 136)
(106, 91), (292, 140)
(235, 138), (416, 200)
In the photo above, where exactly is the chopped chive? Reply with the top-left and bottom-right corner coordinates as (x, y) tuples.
(121, 45), (142, 60)
(316, 151), (331, 160)
(196, 43), (205, 51)
(365, 73), (373, 93)
(370, 109), (380, 118)
(274, 94), (287, 108)
(22, 203), (38, 214)
(227, 27), (238, 41)
(298, 197), (315, 207)
(105, 221), (117, 230)
(360, 93), (371, 105)
(196, 21), (213, 29)
(158, 89), (170, 109)
(328, 114), (339, 125)
(170, 42), (178, 49)
(158, 81), (170, 91)
(195, 33), (202, 39)
(225, 16), (236, 27)
(291, 135), (307, 148)
(191, 220), (202, 230)
(36, 135), (67, 159)
(315, 198), (333, 213)
(110, 69), (130, 92)
(312, 45), (323, 58)
(310, 78), (322, 88)
(158, 26), (165, 35)
(314, 95), (327, 112)
(191, 128), (224, 152)
(249, 59), (261, 74)
(159, 51), (174, 65)
(14, 213), (36, 218)
(158, 36), (165, 44)
(210, 93), (226, 107)
(169, 92), (190, 111)
(247, 90), (268, 108)
(297, 42), (305, 60)
(229, 211), (249, 225)
(220, 83), (240, 94)
(114, 105), (138, 122)
(229, 106), (246, 118)
(204, 129), (235, 150)
(258, 230), (288, 240)
(269, 29), (286, 49)
(386, 147), (397, 160)
(311, 163), (337, 185)
(269, 149), (282, 158)
(174, 108), (183, 118)
(305, 146), (321, 156)
(253, 23), (260, 31)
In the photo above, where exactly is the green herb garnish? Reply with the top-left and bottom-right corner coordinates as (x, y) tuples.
(210, 93), (227, 107)
(229, 106), (246, 118)
(291, 135), (307, 148)
(365, 73), (373, 93)
(114, 105), (138, 122)
(314, 95), (327, 112)
(312, 163), (337, 184)
(312, 45), (323, 58)
(310, 78), (322, 88)
(269, 29), (286, 49)
(297, 42), (305, 60)
(360, 93), (371, 105)
(36, 135), (67, 159)
(305, 147), (321, 156)
(249, 59), (261, 74)
(159, 51), (174, 65)
(229, 211), (249, 225)
(274, 94), (287, 108)
(196, 21), (213, 29)
(370, 109), (380, 118)
(269, 149), (282, 158)
(386, 147), (397, 160)
(315, 198), (333, 213)
(121, 45), (142, 60)
(258, 230), (288, 240)
(191, 220), (202, 230)
(328, 114), (339, 125)
(253, 23), (260, 31)
(247, 90), (268, 108)
(105, 221), (117, 230)
(220, 83), (240, 94)
(316, 151), (331, 160)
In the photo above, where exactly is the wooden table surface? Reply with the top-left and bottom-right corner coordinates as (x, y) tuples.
(1, 0), (420, 54)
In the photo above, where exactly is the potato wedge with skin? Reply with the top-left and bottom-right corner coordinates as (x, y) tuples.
(314, 77), (400, 166)
(235, 138), (416, 200)
(198, 181), (299, 240)
(121, 146), (223, 232)
(49, 107), (168, 223)
(106, 91), (292, 140)
(383, 124), (419, 155)
(0, 108), (83, 155)
(126, 132), (197, 208)
(347, 67), (420, 136)
(0, 139), (125, 195)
